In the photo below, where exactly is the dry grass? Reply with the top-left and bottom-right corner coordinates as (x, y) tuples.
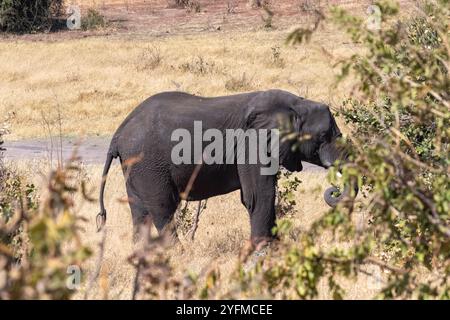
(0, 26), (357, 140)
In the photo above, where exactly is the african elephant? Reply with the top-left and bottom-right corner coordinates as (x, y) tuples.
(97, 89), (357, 245)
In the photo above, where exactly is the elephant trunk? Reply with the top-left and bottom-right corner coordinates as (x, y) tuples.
(318, 135), (359, 207)
(323, 181), (359, 208)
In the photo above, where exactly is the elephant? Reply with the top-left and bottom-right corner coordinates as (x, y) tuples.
(97, 89), (357, 245)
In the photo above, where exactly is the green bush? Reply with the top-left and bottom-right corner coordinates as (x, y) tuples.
(330, 1), (449, 298)
(275, 170), (301, 217)
(0, 0), (64, 33)
(81, 8), (106, 31)
(0, 122), (36, 253)
(1, 122), (91, 299)
(300, 0), (448, 299)
(0, 159), (92, 299)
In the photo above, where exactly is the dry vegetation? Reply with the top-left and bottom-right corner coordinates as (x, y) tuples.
(2, 0), (432, 300)
(0, 28), (357, 140)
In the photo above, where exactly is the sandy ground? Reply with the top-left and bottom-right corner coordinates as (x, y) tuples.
(0, 0), (385, 42)
(3, 137), (110, 164)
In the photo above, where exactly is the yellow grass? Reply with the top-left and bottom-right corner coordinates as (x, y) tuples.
(0, 27), (357, 140)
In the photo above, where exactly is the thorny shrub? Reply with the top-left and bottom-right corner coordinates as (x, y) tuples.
(225, 72), (255, 91)
(169, 0), (200, 13)
(136, 46), (163, 72)
(275, 170), (301, 217)
(179, 56), (216, 75)
(81, 8), (106, 31)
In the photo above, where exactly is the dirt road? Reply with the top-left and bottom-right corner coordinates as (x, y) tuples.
(2, 138), (324, 171)
(2, 138), (111, 165)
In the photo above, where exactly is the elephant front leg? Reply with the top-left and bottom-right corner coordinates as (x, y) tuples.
(239, 166), (277, 246)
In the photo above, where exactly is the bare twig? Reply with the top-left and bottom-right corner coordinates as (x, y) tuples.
(41, 111), (54, 166)
(322, 254), (407, 275)
(180, 163), (203, 200)
(84, 228), (107, 299)
(187, 199), (207, 241)
(407, 184), (450, 239)
(363, 257), (407, 275)
(131, 263), (141, 300)
(56, 100), (64, 169)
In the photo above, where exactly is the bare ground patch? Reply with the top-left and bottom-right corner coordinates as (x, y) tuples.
(0, 0), (386, 41)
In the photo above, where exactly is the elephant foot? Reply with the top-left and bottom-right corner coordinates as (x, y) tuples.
(241, 244), (269, 272)
(159, 220), (181, 247)
(251, 236), (275, 250)
(165, 230), (181, 247)
(132, 215), (154, 243)
(239, 237), (273, 270)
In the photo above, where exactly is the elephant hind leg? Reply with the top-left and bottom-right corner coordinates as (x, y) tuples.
(123, 162), (180, 244)
(146, 191), (180, 245)
(126, 187), (151, 242)
(126, 186), (180, 244)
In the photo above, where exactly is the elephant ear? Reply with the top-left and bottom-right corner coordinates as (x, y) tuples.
(244, 91), (304, 172)
(244, 90), (300, 129)
(289, 99), (334, 134)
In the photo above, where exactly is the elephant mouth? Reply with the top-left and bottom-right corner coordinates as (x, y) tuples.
(323, 183), (358, 208)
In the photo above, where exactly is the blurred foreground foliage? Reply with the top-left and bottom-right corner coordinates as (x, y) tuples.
(329, 0), (449, 298)
(0, 133), (92, 299)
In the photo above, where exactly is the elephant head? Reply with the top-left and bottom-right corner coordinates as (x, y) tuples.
(288, 98), (358, 207)
(245, 90), (358, 207)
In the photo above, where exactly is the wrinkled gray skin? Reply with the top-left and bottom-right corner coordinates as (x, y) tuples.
(98, 89), (356, 245)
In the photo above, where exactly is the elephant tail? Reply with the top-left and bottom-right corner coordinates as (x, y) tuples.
(96, 149), (117, 232)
